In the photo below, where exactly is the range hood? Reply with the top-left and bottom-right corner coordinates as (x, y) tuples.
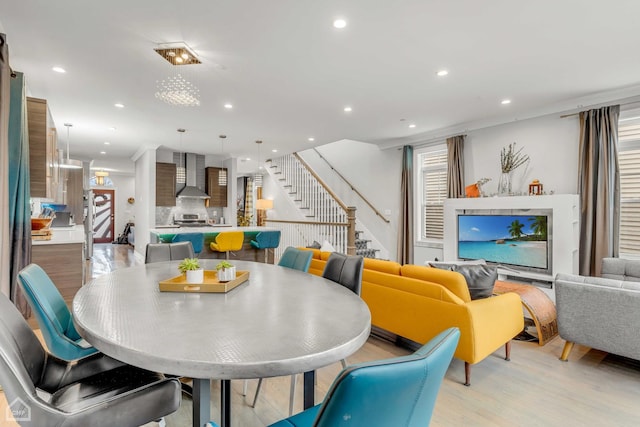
(176, 153), (210, 199)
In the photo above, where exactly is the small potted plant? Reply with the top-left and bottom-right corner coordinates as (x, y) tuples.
(216, 260), (236, 282)
(178, 258), (204, 284)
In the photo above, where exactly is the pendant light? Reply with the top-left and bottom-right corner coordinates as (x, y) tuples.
(60, 123), (82, 169)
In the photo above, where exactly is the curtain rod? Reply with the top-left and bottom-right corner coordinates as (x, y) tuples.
(560, 100), (640, 118)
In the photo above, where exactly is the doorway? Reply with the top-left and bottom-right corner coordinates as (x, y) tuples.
(93, 189), (115, 244)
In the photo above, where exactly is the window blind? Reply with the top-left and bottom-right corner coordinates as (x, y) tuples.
(421, 149), (447, 240)
(619, 118), (640, 255)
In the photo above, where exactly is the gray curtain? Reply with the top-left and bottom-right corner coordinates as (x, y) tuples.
(578, 105), (620, 277)
(8, 70), (32, 317)
(446, 135), (465, 198)
(397, 146), (413, 265)
(1, 33), (11, 297)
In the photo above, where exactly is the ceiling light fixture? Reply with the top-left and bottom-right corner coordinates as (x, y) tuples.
(108, 127), (116, 131)
(100, 151), (106, 155)
(114, 103), (124, 108)
(59, 123), (82, 169)
(344, 106), (352, 112)
(333, 19), (347, 29)
(409, 124), (416, 128)
(308, 137), (315, 142)
(254, 140), (264, 187)
(95, 170), (109, 186)
(272, 149), (278, 153)
(224, 103), (233, 109)
(501, 99), (512, 105)
(436, 70), (449, 77)
(154, 42), (202, 107)
(52, 66), (66, 73)
(104, 141), (110, 145)
(219, 135), (228, 186)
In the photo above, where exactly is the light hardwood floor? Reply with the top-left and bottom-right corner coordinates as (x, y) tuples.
(2, 244), (640, 426)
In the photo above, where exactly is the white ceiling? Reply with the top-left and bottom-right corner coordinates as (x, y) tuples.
(3, 1), (640, 174)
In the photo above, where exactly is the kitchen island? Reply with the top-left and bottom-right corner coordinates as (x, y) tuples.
(149, 226), (280, 263)
(32, 225), (85, 303)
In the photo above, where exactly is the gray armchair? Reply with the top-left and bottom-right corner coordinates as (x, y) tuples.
(0, 293), (181, 426)
(555, 257), (640, 362)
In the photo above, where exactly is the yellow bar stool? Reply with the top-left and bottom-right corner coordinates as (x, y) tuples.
(210, 231), (245, 259)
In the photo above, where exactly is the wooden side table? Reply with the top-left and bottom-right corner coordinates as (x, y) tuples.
(493, 280), (558, 346)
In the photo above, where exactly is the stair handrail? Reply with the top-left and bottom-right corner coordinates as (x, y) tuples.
(312, 148), (390, 223)
(292, 152), (349, 213)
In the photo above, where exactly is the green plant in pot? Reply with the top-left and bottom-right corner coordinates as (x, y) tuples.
(216, 260), (236, 282)
(178, 258), (204, 284)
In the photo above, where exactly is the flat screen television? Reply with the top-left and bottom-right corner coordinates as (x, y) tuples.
(457, 213), (551, 274)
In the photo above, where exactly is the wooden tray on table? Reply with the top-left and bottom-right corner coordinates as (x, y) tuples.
(159, 270), (250, 293)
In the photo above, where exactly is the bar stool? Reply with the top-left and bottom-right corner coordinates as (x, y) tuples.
(210, 231), (244, 259)
(250, 230), (281, 263)
(172, 232), (205, 256)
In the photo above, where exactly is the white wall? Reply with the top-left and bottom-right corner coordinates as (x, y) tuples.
(134, 149), (156, 256)
(414, 113), (580, 265)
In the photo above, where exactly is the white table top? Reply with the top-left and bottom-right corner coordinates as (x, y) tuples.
(73, 260), (371, 380)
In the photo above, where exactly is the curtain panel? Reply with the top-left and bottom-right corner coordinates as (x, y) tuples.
(446, 135), (465, 198)
(397, 145), (414, 265)
(578, 105), (620, 276)
(0, 33), (10, 297)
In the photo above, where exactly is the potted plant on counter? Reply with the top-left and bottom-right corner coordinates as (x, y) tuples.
(178, 258), (204, 284)
(216, 260), (236, 282)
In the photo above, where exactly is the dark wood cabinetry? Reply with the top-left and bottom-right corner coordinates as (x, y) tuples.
(27, 97), (58, 198)
(156, 162), (177, 206)
(206, 167), (228, 207)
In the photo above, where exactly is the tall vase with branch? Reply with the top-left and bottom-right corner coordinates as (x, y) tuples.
(499, 143), (529, 195)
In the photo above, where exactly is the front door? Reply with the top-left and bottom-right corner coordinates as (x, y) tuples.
(93, 189), (115, 243)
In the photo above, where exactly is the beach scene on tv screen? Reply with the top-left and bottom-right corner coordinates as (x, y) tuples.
(458, 215), (548, 269)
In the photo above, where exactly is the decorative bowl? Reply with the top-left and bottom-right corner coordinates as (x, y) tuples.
(31, 218), (53, 230)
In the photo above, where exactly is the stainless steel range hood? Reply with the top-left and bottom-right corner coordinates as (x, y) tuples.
(176, 153), (210, 199)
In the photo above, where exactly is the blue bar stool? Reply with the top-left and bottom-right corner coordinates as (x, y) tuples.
(172, 232), (204, 256)
(250, 230), (281, 263)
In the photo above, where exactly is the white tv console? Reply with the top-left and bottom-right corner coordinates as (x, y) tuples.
(443, 194), (580, 295)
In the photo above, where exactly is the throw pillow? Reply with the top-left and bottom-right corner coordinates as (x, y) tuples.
(306, 240), (322, 249)
(429, 263), (497, 300)
(320, 240), (336, 253)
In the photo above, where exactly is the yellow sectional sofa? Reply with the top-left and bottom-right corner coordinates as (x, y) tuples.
(300, 249), (524, 385)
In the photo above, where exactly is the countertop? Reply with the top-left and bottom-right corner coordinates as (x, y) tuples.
(150, 226), (278, 234)
(32, 225), (85, 246)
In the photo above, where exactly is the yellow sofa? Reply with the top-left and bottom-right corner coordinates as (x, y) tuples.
(300, 249), (524, 385)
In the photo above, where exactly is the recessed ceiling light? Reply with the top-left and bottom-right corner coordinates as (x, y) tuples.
(501, 99), (511, 105)
(224, 103), (233, 109)
(246, 157), (251, 161)
(100, 151), (106, 155)
(52, 66), (66, 73)
(333, 19), (347, 29)
(436, 70), (449, 77)
(272, 149), (278, 153)
(308, 137), (315, 142)
(409, 124), (416, 128)
(344, 106), (352, 112)
(108, 126), (116, 131)
(104, 141), (110, 145)
(114, 103), (124, 108)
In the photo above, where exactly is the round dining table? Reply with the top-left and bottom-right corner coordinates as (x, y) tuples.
(73, 260), (371, 427)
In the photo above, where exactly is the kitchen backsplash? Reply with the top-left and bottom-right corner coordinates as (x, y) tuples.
(155, 198), (224, 225)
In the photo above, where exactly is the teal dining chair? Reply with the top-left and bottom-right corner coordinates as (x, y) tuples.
(263, 327), (460, 427)
(278, 246), (313, 272)
(17, 263), (98, 361)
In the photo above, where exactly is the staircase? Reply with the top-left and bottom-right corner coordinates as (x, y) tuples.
(267, 154), (380, 258)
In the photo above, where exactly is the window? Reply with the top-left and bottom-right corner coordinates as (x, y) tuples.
(618, 115), (640, 256)
(417, 145), (447, 241)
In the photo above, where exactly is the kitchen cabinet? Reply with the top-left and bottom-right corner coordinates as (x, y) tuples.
(156, 162), (177, 206)
(206, 167), (228, 207)
(27, 97), (58, 198)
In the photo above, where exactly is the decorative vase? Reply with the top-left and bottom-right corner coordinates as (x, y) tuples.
(217, 266), (236, 282)
(498, 172), (512, 196)
(186, 269), (204, 284)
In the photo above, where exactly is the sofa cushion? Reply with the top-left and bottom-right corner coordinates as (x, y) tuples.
(601, 257), (640, 282)
(401, 265), (471, 302)
(363, 258), (402, 275)
(428, 263), (497, 300)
